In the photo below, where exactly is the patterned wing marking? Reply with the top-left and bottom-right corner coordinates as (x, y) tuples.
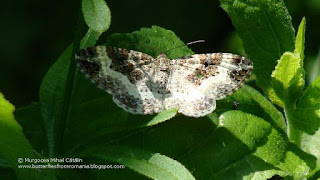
(164, 60), (216, 117)
(75, 46), (164, 114)
(171, 53), (253, 100)
(206, 53), (252, 100)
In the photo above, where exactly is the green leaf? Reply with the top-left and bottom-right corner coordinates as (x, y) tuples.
(81, 29), (101, 48)
(82, 0), (111, 33)
(271, 52), (304, 106)
(213, 156), (289, 179)
(293, 75), (320, 134)
(14, 103), (47, 155)
(40, 29), (100, 156)
(40, 45), (72, 157)
(217, 85), (286, 131)
(218, 113), (314, 179)
(105, 25), (194, 59)
(91, 109), (316, 179)
(146, 107), (178, 127)
(212, 126), (290, 179)
(0, 93), (38, 179)
(110, 111), (293, 179)
(218, 111), (272, 148)
(219, 0), (295, 105)
(301, 129), (320, 178)
(271, 18), (306, 107)
(295, 17), (306, 61)
(79, 146), (195, 180)
(277, 143), (316, 179)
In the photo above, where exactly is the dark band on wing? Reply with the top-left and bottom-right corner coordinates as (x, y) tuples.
(186, 65), (219, 86)
(76, 47), (101, 79)
(105, 47), (135, 76)
(105, 47), (154, 83)
(199, 53), (223, 66)
(227, 55), (252, 84)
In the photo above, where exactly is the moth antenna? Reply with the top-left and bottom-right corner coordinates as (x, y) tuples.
(164, 40), (205, 53)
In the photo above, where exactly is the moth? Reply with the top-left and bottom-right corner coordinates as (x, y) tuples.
(75, 46), (252, 117)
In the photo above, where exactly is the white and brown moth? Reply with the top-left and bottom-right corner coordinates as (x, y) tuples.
(75, 46), (252, 117)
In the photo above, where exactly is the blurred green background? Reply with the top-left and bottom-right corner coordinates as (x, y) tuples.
(1, 0), (319, 108)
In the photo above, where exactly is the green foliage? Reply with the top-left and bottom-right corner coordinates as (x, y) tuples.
(146, 108), (179, 126)
(105, 25), (194, 59)
(79, 145), (195, 180)
(219, 0), (319, 177)
(40, 29), (100, 156)
(220, 0), (295, 107)
(294, 76), (320, 134)
(301, 129), (320, 177)
(0, 93), (38, 179)
(271, 18), (306, 106)
(15, 103), (46, 154)
(217, 85), (286, 131)
(82, 0), (111, 33)
(271, 52), (303, 106)
(1, 0), (320, 179)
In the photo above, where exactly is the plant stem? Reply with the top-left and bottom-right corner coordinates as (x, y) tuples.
(284, 106), (301, 146)
(55, 7), (84, 156)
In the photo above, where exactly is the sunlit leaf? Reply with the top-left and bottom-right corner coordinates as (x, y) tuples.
(82, 0), (111, 33)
